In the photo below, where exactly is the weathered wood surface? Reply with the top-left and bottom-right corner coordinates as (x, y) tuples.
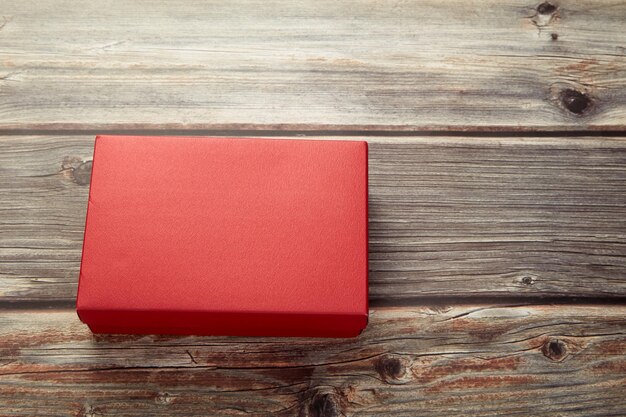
(0, 305), (624, 416)
(1, 135), (625, 303)
(1, 2), (625, 415)
(0, 1), (625, 131)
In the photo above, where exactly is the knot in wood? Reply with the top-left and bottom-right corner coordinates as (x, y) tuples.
(521, 275), (535, 286)
(551, 32), (559, 41)
(537, 2), (557, 15)
(374, 355), (406, 383)
(542, 339), (567, 361)
(73, 160), (93, 185)
(560, 89), (592, 115)
(78, 404), (104, 417)
(308, 393), (341, 417)
(155, 391), (173, 405)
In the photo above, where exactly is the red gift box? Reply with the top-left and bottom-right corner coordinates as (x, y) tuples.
(76, 136), (368, 337)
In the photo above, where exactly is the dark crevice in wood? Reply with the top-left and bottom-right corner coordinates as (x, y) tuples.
(0, 296), (624, 311)
(0, 129), (625, 137)
(0, 299), (77, 309)
(370, 296), (626, 308)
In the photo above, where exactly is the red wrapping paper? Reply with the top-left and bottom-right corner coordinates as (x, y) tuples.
(77, 136), (368, 337)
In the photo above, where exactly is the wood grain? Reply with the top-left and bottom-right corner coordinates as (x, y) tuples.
(0, 305), (624, 416)
(0, 0), (625, 131)
(1, 135), (625, 303)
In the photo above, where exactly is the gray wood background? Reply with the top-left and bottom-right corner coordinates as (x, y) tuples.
(0, 1), (624, 416)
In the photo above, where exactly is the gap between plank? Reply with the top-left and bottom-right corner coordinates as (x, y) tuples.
(0, 296), (624, 311)
(0, 129), (625, 138)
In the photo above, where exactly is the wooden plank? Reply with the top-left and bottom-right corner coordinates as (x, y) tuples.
(0, 0), (624, 131)
(0, 305), (624, 416)
(1, 135), (625, 303)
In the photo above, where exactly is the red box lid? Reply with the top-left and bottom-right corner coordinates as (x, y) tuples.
(77, 136), (368, 337)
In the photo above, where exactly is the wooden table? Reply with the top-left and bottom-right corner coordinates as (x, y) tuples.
(1, 1), (625, 415)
